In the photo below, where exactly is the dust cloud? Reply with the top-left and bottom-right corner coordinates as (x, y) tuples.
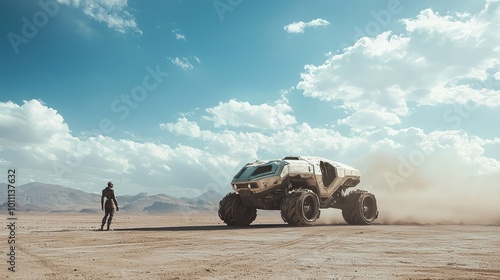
(350, 152), (500, 225)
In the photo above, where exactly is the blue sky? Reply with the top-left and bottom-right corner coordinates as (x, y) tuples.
(1, 0), (499, 220)
(1, 0), (488, 139)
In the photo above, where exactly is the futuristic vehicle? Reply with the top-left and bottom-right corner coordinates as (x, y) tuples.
(218, 156), (378, 226)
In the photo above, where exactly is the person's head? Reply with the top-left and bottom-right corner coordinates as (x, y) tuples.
(107, 181), (114, 188)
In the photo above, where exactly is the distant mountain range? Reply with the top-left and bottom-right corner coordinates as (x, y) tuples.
(0, 182), (225, 213)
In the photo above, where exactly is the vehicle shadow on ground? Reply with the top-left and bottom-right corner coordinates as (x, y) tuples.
(114, 223), (350, 232)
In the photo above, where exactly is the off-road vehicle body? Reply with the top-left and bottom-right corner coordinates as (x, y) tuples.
(218, 156), (378, 226)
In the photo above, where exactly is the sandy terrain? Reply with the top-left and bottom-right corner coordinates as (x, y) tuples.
(2, 211), (499, 280)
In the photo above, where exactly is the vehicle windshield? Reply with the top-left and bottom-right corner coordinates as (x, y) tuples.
(234, 163), (278, 179)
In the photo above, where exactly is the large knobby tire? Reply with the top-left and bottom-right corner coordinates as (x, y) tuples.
(218, 193), (238, 226)
(284, 191), (320, 226)
(342, 191), (378, 225)
(218, 193), (257, 226)
(280, 198), (288, 223)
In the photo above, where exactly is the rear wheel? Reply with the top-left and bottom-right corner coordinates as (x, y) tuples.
(218, 193), (257, 226)
(284, 191), (320, 226)
(342, 191), (378, 225)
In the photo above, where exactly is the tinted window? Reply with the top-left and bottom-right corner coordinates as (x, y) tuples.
(320, 161), (337, 186)
(251, 165), (272, 176)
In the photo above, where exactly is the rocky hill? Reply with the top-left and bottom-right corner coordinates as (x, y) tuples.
(0, 182), (224, 213)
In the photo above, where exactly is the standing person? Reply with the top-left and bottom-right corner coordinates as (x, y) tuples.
(101, 181), (119, 231)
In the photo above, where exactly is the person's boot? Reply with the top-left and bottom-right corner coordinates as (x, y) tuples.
(100, 224), (104, 231)
(106, 224), (111, 231)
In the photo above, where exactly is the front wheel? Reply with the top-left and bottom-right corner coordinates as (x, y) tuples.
(342, 191), (378, 225)
(218, 193), (257, 226)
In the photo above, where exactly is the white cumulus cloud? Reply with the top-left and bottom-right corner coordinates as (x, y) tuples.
(167, 56), (201, 70)
(57, 0), (142, 35)
(284, 18), (331, 34)
(2, 97), (500, 221)
(0, 100), (70, 146)
(172, 29), (186, 41)
(203, 99), (297, 130)
(161, 117), (201, 138)
(297, 1), (500, 129)
(0, 100), (234, 197)
(175, 33), (186, 40)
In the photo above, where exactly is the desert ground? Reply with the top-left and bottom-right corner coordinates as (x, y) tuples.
(2, 211), (499, 280)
